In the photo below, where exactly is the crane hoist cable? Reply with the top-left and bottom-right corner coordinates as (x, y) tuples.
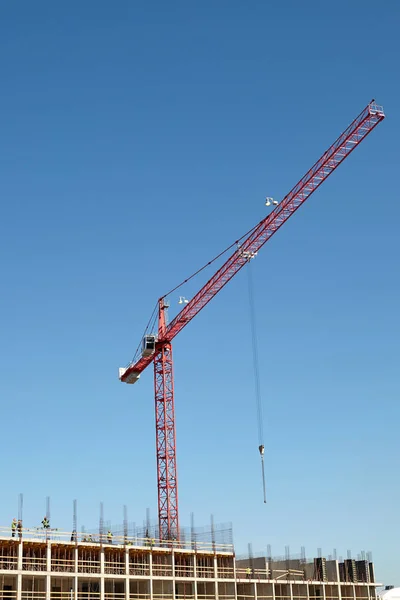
(247, 259), (267, 504)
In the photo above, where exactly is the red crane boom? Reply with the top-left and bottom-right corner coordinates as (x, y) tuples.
(119, 100), (385, 540)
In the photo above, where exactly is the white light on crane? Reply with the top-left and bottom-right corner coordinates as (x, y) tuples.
(178, 296), (189, 305)
(265, 197), (279, 206)
(242, 250), (258, 260)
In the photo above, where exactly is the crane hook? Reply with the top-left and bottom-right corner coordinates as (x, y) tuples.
(258, 445), (267, 504)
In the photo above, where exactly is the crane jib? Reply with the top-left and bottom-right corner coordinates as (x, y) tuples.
(120, 101), (385, 382)
(163, 105), (384, 339)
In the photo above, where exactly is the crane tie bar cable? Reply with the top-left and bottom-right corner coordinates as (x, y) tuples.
(160, 222), (261, 300)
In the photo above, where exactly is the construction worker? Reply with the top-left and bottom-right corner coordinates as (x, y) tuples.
(70, 530), (77, 542)
(42, 516), (50, 529)
(145, 528), (150, 546)
(107, 531), (113, 544)
(11, 519), (17, 538)
(246, 567), (252, 579)
(87, 534), (93, 543)
(17, 520), (22, 539)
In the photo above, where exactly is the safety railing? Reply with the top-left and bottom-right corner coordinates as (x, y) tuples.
(196, 565), (215, 579)
(217, 566), (235, 579)
(236, 567), (270, 580)
(21, 593), (46, 600)
(369, 103), (384, 116)
(51, 558), (75, 573)
(0, 557), (18, 570)
(151, 562), (173, 577)
(0, 592), (17, 600)
(77, 559), (101, 574)
(0, 528), (233, 554)
(22, 558), (47, 572)
(128, 562), (150, 577)
(175, 565), (195, 578)
(104, 594), (125, 600)
(104, 561), (125, 575)
(128, 595), (151, 600)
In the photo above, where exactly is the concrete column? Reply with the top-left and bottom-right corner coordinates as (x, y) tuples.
(253, 581), (258, 600)
(46, 574), (51, 600)
(333, 561), (340, 583)
(214, 555), (219, 600)
(17, 541), (23, 570)
(47, 542), (51, 572)
(17, 573), (22, 600)
(17, 541), (23, 600)
(125, 549), (130, 600)
(289, 582), (293, 600)
(272, 581), (276, 600)
(192, 553), (197, 600)
(148, 551), (153, 600)
(232, 556), (238, 600)
(369, 563), (376, 585)
(172, 550), (176, 600)
(306, 580), (310, 600)
(337, 565), (342, 600)
(322, 582), (327, 600)
(101, 547), (105, 575)
(73, 548), (78, 600)
(100, 548), (105, 600)
(46, 542), (51, 600)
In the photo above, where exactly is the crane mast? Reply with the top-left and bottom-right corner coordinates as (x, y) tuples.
(119, 101), (385, 540)
(154, 300), (179, 540)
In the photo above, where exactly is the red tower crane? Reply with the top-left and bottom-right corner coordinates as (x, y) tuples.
(119, 100), (385, 541)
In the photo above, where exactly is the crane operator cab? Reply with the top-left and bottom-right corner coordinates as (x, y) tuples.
(142, 335), (156, 358)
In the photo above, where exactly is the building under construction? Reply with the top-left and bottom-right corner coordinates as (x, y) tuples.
(0, 526), (380, 600)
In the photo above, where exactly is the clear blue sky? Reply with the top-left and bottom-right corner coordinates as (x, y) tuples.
(0, 0), (399, 585)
